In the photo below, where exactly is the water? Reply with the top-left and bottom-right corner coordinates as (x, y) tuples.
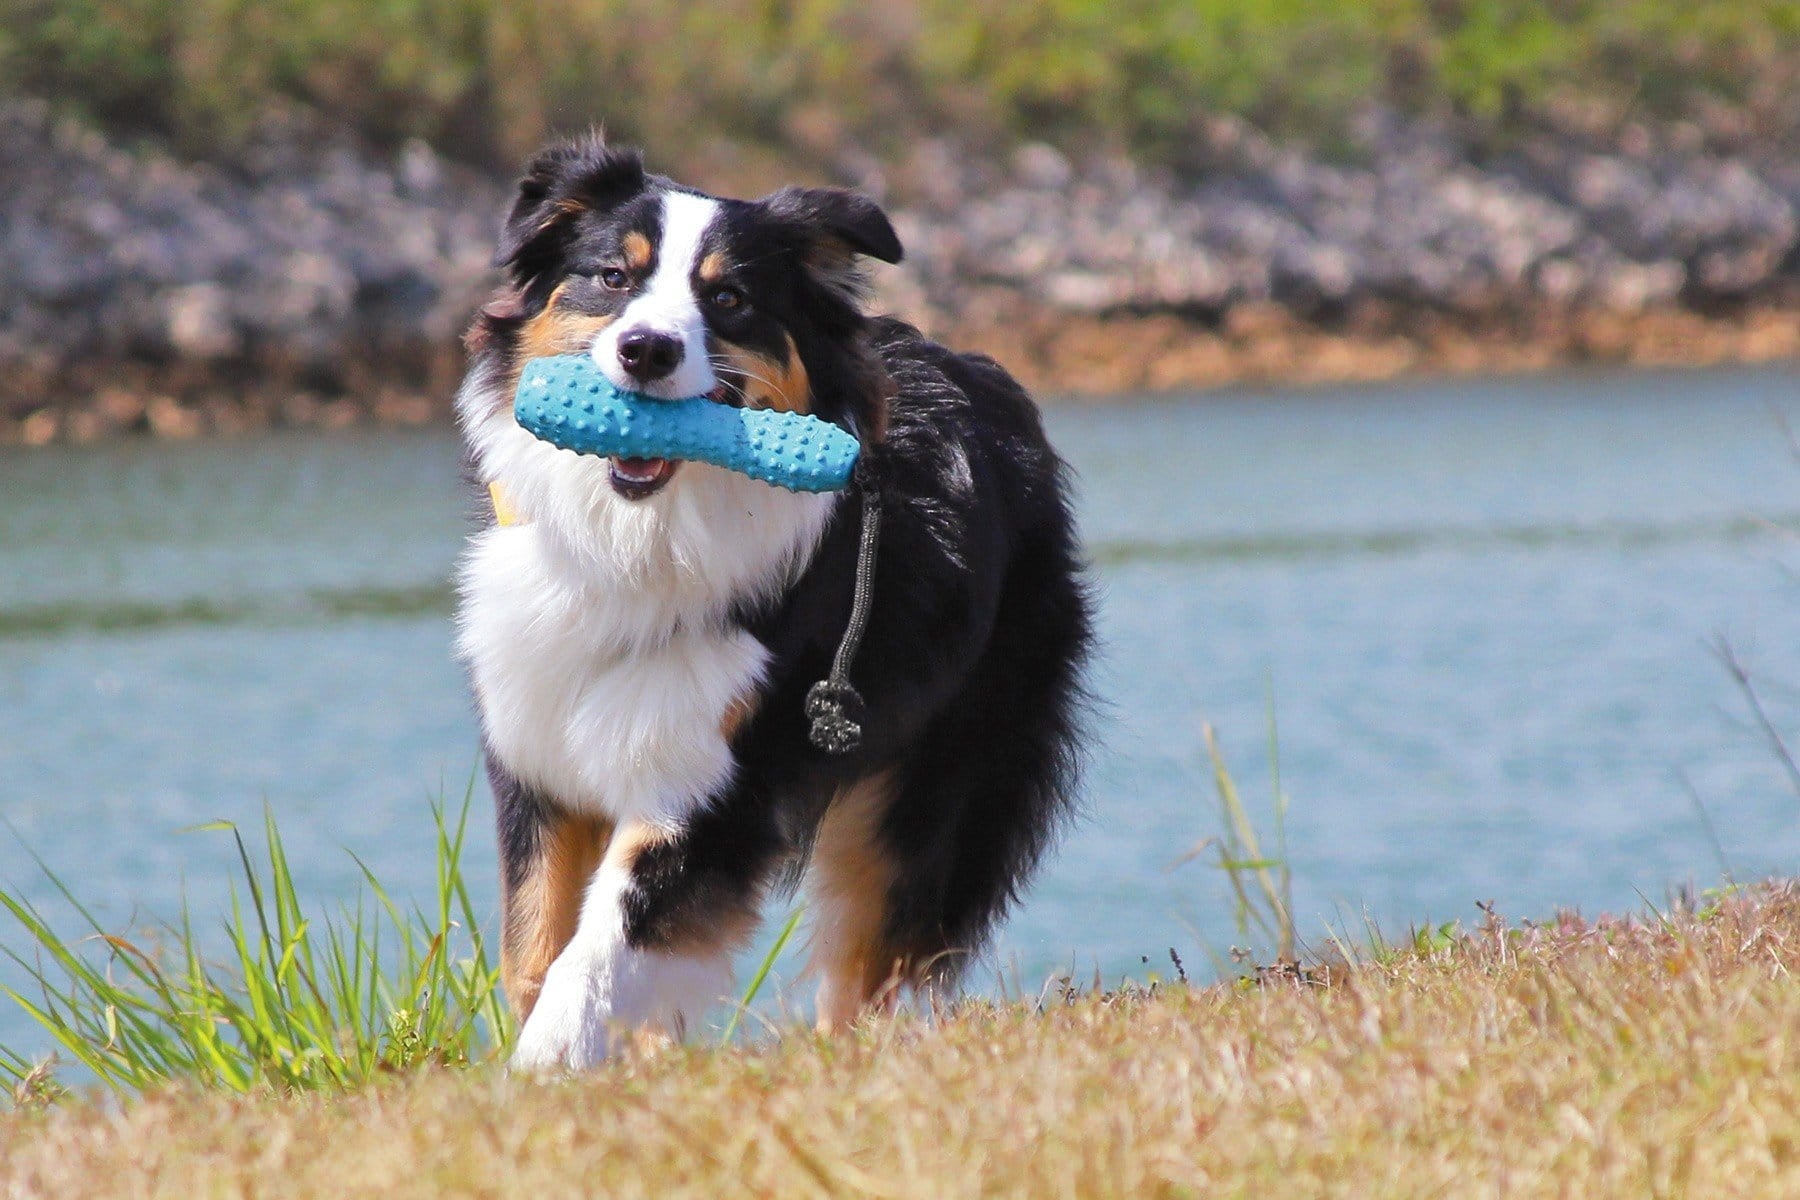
(2, 365), (1798, 1055)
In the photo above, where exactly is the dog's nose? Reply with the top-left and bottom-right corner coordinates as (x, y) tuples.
(616, 330), (683, 382)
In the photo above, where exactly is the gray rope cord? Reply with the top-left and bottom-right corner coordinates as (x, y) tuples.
(806, 469), (881, 754)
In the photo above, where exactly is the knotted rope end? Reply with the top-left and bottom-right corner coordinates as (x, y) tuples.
(805, 470), (881, 756)
(806, 680), (865, 755)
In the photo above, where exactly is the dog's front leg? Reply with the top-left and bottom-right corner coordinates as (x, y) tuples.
(510, 799), (781, 1072)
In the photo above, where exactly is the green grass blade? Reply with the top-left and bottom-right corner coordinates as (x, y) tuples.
(721, 907), (804, 1045)
(0, 790), (510, 1097)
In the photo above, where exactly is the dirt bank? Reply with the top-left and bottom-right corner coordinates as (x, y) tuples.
(3, 99), (1797, 444)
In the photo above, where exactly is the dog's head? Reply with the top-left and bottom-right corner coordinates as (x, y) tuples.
(465, 137), (901, 502)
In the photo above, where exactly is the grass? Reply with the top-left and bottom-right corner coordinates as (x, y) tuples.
(0, 799), (508, 1098)
(0, 728), (1293, 1099)
(1195, 718), (1296, 966)
(4, 731), (1797, 1194)
(2, 882), (1799, 1196)
(0, 795), (815, 1103)
(3, 0), (1795, 172)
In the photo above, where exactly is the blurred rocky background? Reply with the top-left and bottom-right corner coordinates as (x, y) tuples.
(2, 0), (1797, 440)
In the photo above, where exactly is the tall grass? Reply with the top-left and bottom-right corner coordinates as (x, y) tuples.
(1185, 720), (1296, 966)
(0, 799), (508, 1099)
(0, 790), (818, 1103)
(0, 731), (1288, 1102)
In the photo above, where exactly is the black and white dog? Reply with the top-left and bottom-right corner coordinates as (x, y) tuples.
(456, 136), (1092, 1070)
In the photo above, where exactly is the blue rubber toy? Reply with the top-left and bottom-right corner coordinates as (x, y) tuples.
(513, 355), (860, 493)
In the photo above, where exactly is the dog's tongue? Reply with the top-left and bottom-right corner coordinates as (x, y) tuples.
(613, 457), (669, 482)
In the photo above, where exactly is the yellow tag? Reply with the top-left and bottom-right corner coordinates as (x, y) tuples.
(489, 482), (522, 528)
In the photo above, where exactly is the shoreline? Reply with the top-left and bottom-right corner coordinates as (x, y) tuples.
(2, 302), (1794, 446)
(6, 95), (1800, 447)
(948, 298), (1800, 398)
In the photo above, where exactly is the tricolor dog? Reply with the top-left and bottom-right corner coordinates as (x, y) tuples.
(456, 136), (1092, 1070)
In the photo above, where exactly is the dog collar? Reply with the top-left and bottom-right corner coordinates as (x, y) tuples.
(489, 482), (523, 527)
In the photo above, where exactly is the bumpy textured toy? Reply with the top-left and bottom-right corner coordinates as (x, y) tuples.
(513, 355), (860, 493)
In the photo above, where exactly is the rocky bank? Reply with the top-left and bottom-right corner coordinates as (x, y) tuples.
(2, 99), (1796, 442)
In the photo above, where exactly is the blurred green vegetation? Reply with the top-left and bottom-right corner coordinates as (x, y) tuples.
(2, 0), (1796, 170)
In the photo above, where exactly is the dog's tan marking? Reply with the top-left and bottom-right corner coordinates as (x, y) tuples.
(502, 283), (618, 399)
(864, 365), (897, 444)
(807, 771), (907, 1032)
(524, 197), (591, 245)
(622, 231), (654, 273)
(605, 820), (763, 957)
(720, 693), (759, 743)
(601, 820), (672, 875)
(516, 285), (617, 366)
(697, 252), (729, 284)
(715, 335), (812, 415)
(502, 810), (611, 1021)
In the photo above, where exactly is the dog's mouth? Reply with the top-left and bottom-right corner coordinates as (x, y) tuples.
(609, 457), (679, 499)
(605, 383), (746, 499)
(606, 379), (768, 499)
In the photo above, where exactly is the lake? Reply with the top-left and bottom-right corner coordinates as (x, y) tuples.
(3, 364), (1798, 1054)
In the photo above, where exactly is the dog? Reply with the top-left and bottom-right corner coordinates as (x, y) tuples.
(455, 135), (1093, 1070)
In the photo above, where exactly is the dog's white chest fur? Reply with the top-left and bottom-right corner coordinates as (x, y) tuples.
(461, 525), (767, 824)
(455, 421), (836, 827)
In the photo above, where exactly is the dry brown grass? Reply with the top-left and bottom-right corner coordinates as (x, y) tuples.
(5, 884), (1800, 1199)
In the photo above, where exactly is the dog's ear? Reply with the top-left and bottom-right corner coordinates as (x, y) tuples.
(764, 186), (903, 310)
(494, 138), (647, 277)
(764, 186), (904, 265)
(762, 187), (902, 440)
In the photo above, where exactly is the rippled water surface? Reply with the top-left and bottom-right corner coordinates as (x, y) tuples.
(3, 364), (1798, 1052)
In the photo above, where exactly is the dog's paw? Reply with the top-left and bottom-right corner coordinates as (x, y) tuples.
(507, 938), (731, 1073)
(508, 1020), (606, 1075)
(508, 1027), (604, 1075)
(508, 955), (613, 1074)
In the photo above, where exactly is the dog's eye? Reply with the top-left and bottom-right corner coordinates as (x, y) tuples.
(596, 267), (629, 291)
(710, 286), (744, 311)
